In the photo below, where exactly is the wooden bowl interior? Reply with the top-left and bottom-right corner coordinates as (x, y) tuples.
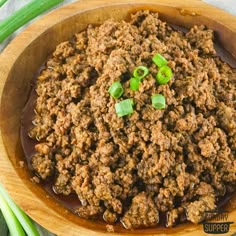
(0, 2), (235, 235)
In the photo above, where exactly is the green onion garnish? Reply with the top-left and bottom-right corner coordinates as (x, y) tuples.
(0, 184), (39, 236)
(152, 53), (168, 68)
(0, 0), (63, 43)
(130, 77), (141, 91)
(151, 94), (166, 109)
(108, 81), (124, 99)
(156, 65), (173, 85)
(115, 99), (134, 117)
(133, 66), (149, 80)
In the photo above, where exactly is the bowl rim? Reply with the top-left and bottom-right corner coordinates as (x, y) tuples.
(0, 0), (236, 235)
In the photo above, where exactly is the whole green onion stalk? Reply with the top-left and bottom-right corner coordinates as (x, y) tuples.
(0, 0), (64, 43)
(0, 183), (40, 236)
(0, 0), (8, 8)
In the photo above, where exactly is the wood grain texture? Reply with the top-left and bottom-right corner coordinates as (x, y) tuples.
(0, 0), (235, 235)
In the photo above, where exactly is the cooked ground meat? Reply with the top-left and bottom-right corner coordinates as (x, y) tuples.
(120, 192), (159, 229)
(26, 10), (236, 229)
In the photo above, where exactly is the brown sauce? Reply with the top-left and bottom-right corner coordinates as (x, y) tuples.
(20, 24), (236, 227)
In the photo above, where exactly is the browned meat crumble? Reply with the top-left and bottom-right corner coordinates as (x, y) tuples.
(27, 10), (236, 229)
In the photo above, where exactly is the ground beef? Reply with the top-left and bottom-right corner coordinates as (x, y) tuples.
(26, 10), (236, 229)
(186, 194), (216, 224)
(121, 192), (159, 229)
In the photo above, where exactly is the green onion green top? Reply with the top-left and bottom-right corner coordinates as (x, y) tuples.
(156, 65), (173, 85)
(115, 99), (134, 117)
(0, 0), (8, 8)
(133, 66), (149, 80)
(130, 77), (141, 91)
(152, 53), (168, 68)
(108, 81), (124, 99)
(0, 0), (63, 43)
(151, 94), (166, 109)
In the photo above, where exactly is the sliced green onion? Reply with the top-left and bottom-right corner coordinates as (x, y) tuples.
(151, 94), (166, 109)
(0, 0), (8, 8)
(130, 77), (141, 91)
(152, 53), (168, 68)
(115, 99), (134, 117)
(156, 66), (173, 85)
(0, 0), (64, 43)
(133, 66), (149, 80)
(108, 81), (124, 99)
(0, 186), (25, 236)
(0, 184), (40, 236)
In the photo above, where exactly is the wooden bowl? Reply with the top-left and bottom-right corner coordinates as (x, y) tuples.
(0, 0), (235, 235)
